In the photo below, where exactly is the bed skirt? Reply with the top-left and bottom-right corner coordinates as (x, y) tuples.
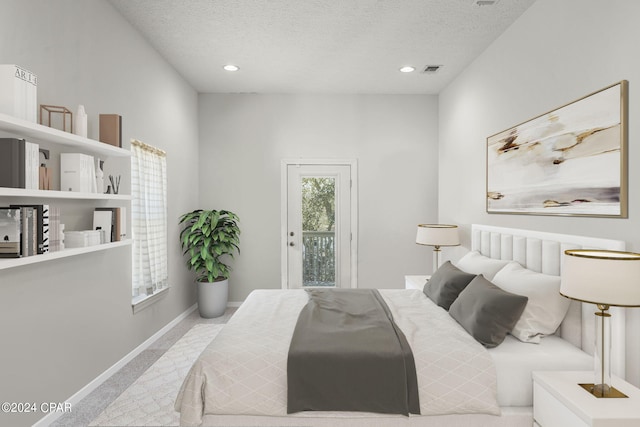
(199, 407), (532, 427)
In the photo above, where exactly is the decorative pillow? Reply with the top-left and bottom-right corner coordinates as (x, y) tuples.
(492, 261), (570, 344)
(449, 275), (528, 348)
(455, 251), (511, 281)
(423, 261), (476, 310)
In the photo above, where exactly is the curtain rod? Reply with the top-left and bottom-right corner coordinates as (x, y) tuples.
(131, 139), (166, 157)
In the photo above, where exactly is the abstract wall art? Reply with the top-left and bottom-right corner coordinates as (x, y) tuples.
(487, 80), (628, 217)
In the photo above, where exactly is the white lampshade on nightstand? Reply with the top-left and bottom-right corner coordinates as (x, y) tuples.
(416, 224), (460, 272)
(561, 249), (640, 398)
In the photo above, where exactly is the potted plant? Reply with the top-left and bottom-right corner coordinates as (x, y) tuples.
(179, 209), (240, 318)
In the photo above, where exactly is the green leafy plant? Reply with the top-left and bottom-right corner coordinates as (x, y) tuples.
(179, 209), (240, 282)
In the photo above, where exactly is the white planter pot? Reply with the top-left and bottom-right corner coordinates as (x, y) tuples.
(197, 279), (228, 318)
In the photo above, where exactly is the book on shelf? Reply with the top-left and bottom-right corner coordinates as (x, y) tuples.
(95, 207), (126, 242)
(60, 153), (97, 193)
(9, 204), (49, 254)
(99, 114), (122, 147)
(0, 138), (40, 189)
(0, 208), (21, 258)
(0, 64), (38, 123)
(19, 207), (37, 257)
(48, 206), (62, 252)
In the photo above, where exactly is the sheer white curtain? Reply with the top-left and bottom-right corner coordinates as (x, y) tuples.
(131, 139), (168, 300)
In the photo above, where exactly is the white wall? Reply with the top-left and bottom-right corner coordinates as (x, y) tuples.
(0, 1), (199, 425)
(198, 94), (439, 301)
(439, 0), (640, 385)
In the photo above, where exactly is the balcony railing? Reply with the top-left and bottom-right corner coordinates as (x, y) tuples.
(302, 231), (335, 287)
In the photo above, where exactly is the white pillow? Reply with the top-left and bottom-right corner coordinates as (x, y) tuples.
(455, 251), (510, 281)
(492, 261), (570, 344)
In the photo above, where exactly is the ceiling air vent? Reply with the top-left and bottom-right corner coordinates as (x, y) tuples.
(423, 65), (442, 73)
(473, 0), (499, 6)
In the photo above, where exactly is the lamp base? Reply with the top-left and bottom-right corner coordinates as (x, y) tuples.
(578, 383), (628, 398)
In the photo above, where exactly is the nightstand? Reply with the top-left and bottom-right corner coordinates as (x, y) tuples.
(404, 275), (430, 290)
(533, 371), (640, 427)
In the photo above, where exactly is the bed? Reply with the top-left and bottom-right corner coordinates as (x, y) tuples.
(175, 224), (626, 426)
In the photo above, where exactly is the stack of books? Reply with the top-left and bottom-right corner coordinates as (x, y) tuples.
(0, 138), (40, 190)
(0, 204), (49, 257)
(60, 153), (98, 193)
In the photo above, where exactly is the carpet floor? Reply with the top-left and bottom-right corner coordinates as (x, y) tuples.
(89, 324), (222, 426)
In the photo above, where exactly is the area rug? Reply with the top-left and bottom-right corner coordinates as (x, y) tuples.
(89, 324), (223, 426)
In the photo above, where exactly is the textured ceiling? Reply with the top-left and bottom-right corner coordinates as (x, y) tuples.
(109, 0), (535, 94)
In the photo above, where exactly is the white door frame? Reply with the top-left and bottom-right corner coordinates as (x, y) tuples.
(281, 158), (358, 289)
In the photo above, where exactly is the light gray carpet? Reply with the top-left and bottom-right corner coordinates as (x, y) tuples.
(89, 324), (222, 426)
(51, 308), (235, 427)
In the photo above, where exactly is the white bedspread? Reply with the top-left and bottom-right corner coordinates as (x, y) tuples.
(175, 289), (500, 426)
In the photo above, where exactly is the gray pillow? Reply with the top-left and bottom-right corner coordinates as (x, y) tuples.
(424, 261), (476, 310)
(449, 275), (529, 348)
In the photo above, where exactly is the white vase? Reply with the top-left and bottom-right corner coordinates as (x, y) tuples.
(74, 105), (88, 138)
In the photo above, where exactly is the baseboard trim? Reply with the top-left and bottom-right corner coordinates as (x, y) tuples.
(33, 303), (198, 427)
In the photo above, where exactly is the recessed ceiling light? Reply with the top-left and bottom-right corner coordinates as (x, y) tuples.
(223, 64), (239, 72)
(399, 66), (415, 73)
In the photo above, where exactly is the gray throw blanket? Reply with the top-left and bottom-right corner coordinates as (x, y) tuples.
(287, 289), (420, 416)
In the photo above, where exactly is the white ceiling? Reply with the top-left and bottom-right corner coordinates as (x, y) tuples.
(109, 0), (535, 94)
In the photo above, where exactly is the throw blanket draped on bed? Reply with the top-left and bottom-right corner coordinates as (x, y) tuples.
(175, 289), (499, 426)
(287, 289), (420, 415)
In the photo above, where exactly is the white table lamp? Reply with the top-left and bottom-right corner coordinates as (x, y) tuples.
(561, 249), (640, 398)
(416, 224), (460, 272)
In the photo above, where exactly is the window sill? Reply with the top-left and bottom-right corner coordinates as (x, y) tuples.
(132, 287), (169, 314)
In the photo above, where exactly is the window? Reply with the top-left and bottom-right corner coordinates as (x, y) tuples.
(131, 139), (168, 307)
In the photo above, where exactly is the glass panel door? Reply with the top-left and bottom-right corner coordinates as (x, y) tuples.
(286, 164), (351, 288)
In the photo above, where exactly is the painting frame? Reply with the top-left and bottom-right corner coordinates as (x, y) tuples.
(486, 80), (628, 218)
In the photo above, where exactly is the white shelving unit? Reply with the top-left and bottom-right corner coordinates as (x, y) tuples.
(0, 112), (131, 271)
(0, 240), (132, 271)
(0, 187), (131, 200)
(0, 112), (130, 157)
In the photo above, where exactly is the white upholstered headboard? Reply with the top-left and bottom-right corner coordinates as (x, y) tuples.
(471, 224), (626, 378)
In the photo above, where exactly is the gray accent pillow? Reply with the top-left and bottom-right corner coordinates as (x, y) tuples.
(449, 275), (529, 348)
(424, 261), (476, 310)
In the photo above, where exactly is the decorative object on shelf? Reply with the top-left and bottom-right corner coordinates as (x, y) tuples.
(487, 80), (628, 218)
(99, 113), (122, 147)
(64, 230), (101, 248)
(39, 104), (73, 133)
(416, 224), (460, 272)
(0, 64), (37, 122)
(179, 209), (240, 318)
(96, 158), (104, 193)
(74, 104), (87, 138)
(108, 174), (120, 194)
(0, 137), (39, 189)
(95, 207), (125, 241)
(561, 249), (640, 398)
(38, 148), (51, 190)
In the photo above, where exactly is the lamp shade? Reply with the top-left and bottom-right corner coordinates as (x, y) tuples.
(561, 249), (640, 307)
(416, 224), (460, 247)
